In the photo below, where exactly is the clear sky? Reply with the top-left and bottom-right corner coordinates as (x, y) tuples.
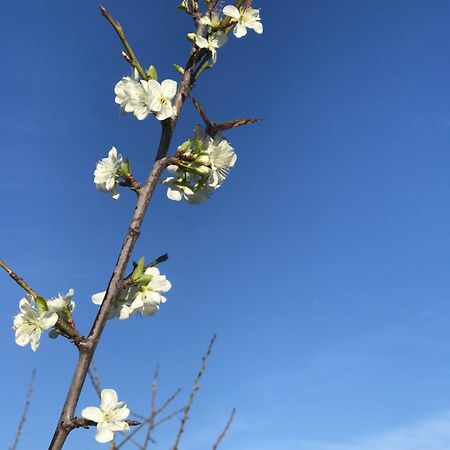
(1, 1), (449, 449)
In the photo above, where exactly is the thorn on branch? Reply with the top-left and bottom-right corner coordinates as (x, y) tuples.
(190, 95), (263, 135)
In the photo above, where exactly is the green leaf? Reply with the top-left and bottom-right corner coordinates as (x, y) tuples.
(173, 64), (185, 75)
(36, 296), (48, 312)
(120, 158), (131, 176)
(146, 65), (158, 81)
(132, 257), (145, 280)
(135, 274), (153, 286)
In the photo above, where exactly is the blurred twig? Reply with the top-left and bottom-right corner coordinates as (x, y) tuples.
(171, 334), (217, 450)
(212, 408), (236, 450)
(10, 369), (36, 450)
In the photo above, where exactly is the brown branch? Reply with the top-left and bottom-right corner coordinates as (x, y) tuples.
(171, 334), (217, 450)
(212, 409), (236, 450)
(9, 369), (36, 450)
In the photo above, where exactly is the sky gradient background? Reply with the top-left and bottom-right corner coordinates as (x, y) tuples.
(1, 1), (449, 449)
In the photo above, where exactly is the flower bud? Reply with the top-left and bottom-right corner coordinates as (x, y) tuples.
(187, 33), (197, 42)
(195, 165), (211, 175)
(195, 154), (210, 165)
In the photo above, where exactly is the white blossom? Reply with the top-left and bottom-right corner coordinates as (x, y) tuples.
(129, 267), (171, 316)
(199, 12), (222, 28)
(114, 69), (145, 115)
(13, 295), (58, 351)
(81, 389), (130, 443)
(94, 147), (123, 200)
(163, 176), (212, 204)
(206, 138), (237, 188)
(223, 5), (263, 38)
(47, 289), (75, 313)
(141, 79), (177, 121)
(194, 32), (227, 63)
(92, 267), (171, 319)
(91, 286), (137, 320)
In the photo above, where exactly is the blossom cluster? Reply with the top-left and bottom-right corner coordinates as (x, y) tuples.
(163, 126), (237, 204)
(115, 69), (177, 121)
(13, 290), (75, 351)
(92, 265), (171, 320)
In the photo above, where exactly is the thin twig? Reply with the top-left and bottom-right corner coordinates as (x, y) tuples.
(0, 259), (39, 299)
(142, 366), (159, 449)
(212, 409), (236, 450)
(100, 5), (147, 80)
(171, 334), (217, 450)
(116, 389), (182, 449)
(9, 369), (36, 450)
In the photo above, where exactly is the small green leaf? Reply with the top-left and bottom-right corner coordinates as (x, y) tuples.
(146, 65), (158, 81)
(120, 158), (131, 176)
(36, 296), (48, 312)
(135, 274), (153, 286)
(132, 257), (145, 280)
(173, 64), (185, 75)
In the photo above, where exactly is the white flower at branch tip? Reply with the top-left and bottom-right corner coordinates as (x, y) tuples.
(194, 31), (227, 63)
(94, 146), (123, 200)
(81, 388), (130, 443)
(47, 288), (75, 313)
(206, 138), (237, 188)
(13, 295), (58, 351)
(129, 267), (171, 316)
(114, 68), (145, 115)
(223, 5), (263, 38)
(141, 79), (177, 121)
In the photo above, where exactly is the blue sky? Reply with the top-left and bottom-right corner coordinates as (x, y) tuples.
(1, 0), (449, 449)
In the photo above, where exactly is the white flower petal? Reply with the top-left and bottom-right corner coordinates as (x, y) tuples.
(223, 5), (240, 19)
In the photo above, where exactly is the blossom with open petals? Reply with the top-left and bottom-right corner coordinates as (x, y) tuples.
(114, 69), (145, 115)
(129, 267), (171, 316)
(141, 79), (177, 121)
(81, 389), (130, 443)
(223, 5), (263, 38)
(47, 289), (75, 313)
(194, 32), (227, 63)
(13, 295), (58, 351)
(206, 138), (237, 188)
(91, 286), (137, 320)
(94, 147), (123, 200)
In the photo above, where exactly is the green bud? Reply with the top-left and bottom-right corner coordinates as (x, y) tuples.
(36, 296), (48, 312)
(195, 153), (210, 165)
(146, 65), (158, 81)
(187, 33), (197, 42)
(195, 165), (211, 175)
(194, 139), (203, 153)
(178, 139), (192, 153)
(132, 257), (145, 280)
(173, 64), (185, 75)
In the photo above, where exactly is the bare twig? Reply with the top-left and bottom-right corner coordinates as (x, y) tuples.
(10, 369), (36, 450)
(212, 409), (236, 450)
(100, 5), (147, 80)
(140, 366), (159, 449)
(171, 334), (217, 450)
(0, 259), (39, 299)
(190, 95), (262, 135)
